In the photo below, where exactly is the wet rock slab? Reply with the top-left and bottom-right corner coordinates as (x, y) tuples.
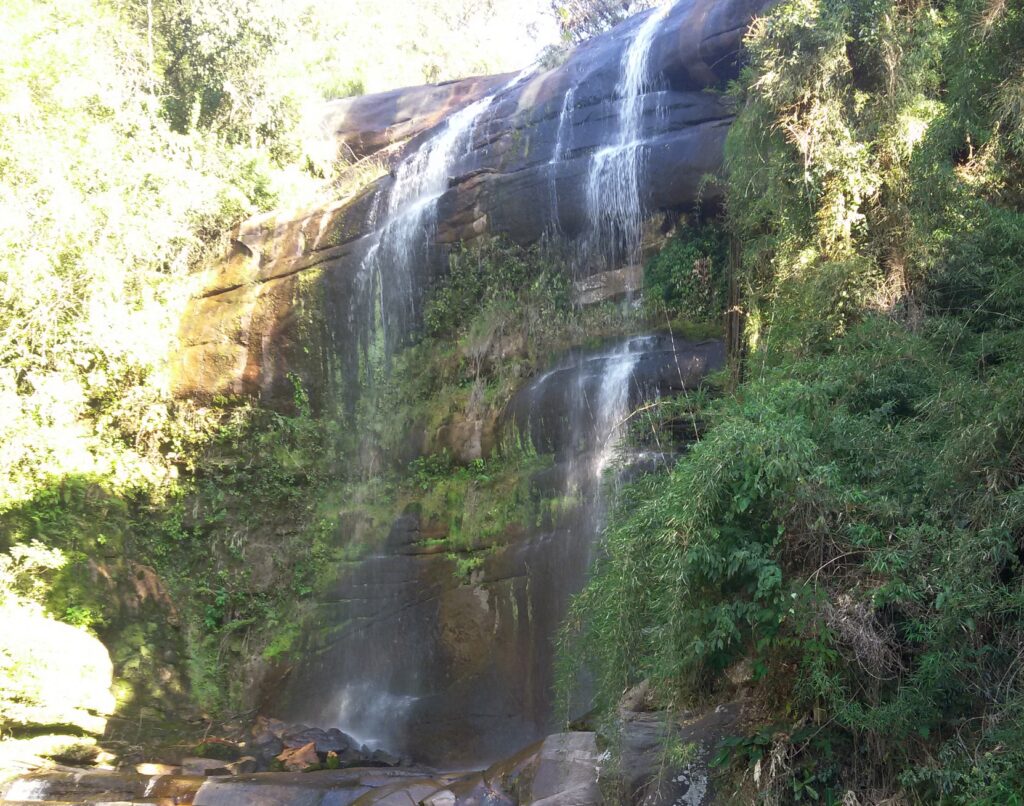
(525, 732), (603, 805)
(0, 768), (204, 803)
(4, 731), (614, 805)
(191, 767), (444, 806)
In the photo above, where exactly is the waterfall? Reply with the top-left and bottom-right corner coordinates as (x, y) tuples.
(352, 69), (533, 360)
(547, 86), (576, 234)
(560, 339), (649, 491)
(561, 339), (649, 579)
(582, 0), (674, 271)
(271, 5), (717, 767)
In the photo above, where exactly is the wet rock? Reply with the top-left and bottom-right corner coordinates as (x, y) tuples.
(617, 701), (743, 806)
(282, 725), (359, 755)
(572, 265), (643, 306)
(2, 769), (203, 802)
(183, 756), (234, 776)
(252, 715), (290, 738)
(172, 0), (773, 409)
(369, 748), (402, 767)
(134, 762), (182, 775)
(482, 739), (542, 799)
(313, 74), (513, 161)
(504, 335), (725, 456)
(525, 732), (603, 806)
(190, 768), (440, 806)
(247, 730), (285, 764)
(226, 755), (260, 775)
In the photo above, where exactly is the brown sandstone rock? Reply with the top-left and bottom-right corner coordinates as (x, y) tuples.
(276, 741), (320, 771)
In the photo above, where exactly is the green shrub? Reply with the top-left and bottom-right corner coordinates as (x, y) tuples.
(643, 218), (728, 321)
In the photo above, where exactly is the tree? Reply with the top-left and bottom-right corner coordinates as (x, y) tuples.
(550, 0), (654, 43)
(117, 0), (297, 148)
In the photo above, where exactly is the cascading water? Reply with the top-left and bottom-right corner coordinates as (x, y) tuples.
(582, 0), (675, 271)
(271, 2), (726, 768)
(547, 86), (576, 233)
(525, 339), (649, 580)
(351, 69), (532, 361)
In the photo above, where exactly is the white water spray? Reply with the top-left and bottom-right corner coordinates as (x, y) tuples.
(355, 69), (534, 353)
(547, 86), (577, 232)
(583, 1), (675, 269)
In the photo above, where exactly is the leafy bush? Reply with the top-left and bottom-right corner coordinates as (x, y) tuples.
(643, 218), (729, 321)
(563, 0), (1024, 800)
(424, 238), (571, 338)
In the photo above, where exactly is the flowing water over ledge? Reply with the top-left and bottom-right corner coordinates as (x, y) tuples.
(269, 334), (724, 766)
(146, 0), (774, 785)
(261, 0), (730, 768)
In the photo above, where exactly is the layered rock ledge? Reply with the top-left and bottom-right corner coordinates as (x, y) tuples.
(172, 0), (771, 408)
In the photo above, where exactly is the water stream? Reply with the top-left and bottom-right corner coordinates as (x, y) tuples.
(547, 85), (576, 234)
(582, 1), (674, 271)
(351, 68), (533, 359)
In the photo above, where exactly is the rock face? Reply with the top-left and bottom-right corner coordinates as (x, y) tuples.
(169, 0), (771, 777)
(526, 733), (604, 805)
(313, 74), (515, 161)
(172, 0), (772, 408)
(269, 336), (725, 766)
(617, 699), (744, 805)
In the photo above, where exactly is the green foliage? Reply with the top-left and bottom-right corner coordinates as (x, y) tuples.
(192, 739), (241, 761)
(643, 218), (729, 321)
(550, 0), (654, 43)
(0, 0), (568, 759)
(565, 318), (1024, 799)
(724, 0), (945, 358)
(139, 0), (297, 148)
(565, 0), (1024, 800)
(424, 238), (571, 339)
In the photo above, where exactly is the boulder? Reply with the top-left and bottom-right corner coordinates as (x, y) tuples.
(617, 701), (744, 806)
(247, 730), (285, 764)
(282, 725), (359, 754)
(525, 732), (604, 806)
(226, 756), (260, 775)
(276, 741), (320, 771)
(183, 757), (233, 776)
(369, 748), (402, 767)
